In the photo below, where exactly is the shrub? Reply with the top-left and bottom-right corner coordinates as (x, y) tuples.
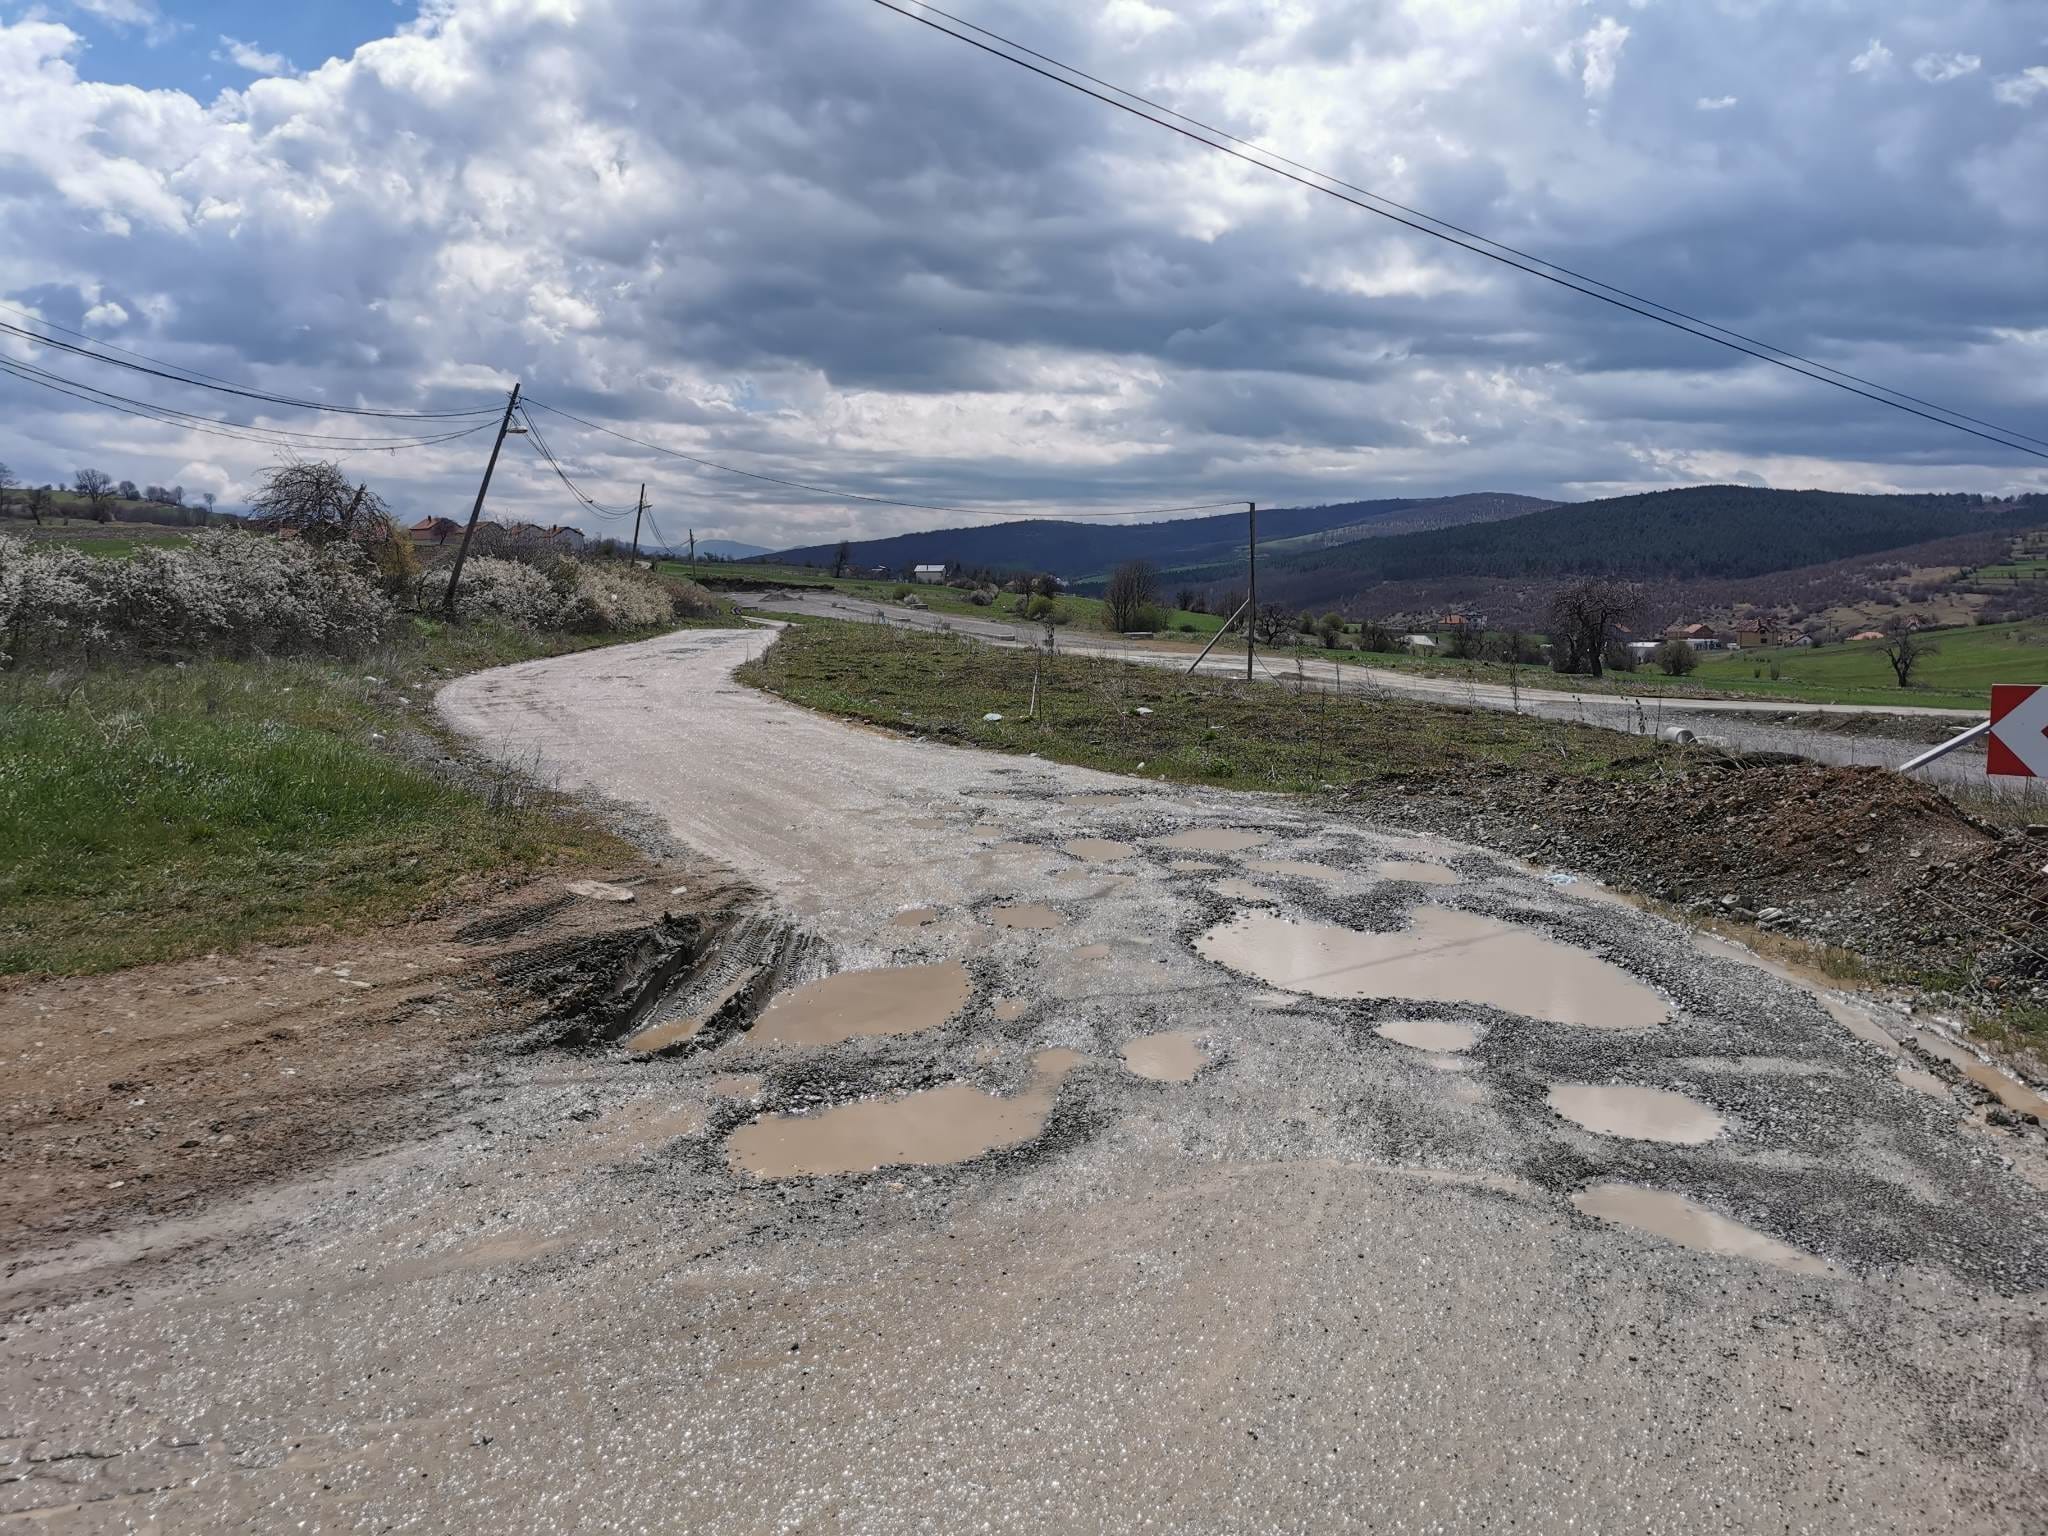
(892, 584), (913, 600)
(451, 557), (563, 629)
(1654, 639), (1699, 676)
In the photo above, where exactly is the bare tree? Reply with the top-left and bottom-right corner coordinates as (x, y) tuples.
(25, 485), (51, 525)
(1251, 603), (1293, 644)
(1879, 618), (1936, 687)
(201, 490), (217, 518)
(248, 459), (392, 544)
(0, 460), (14, 517)
(832, 539), (852, 578)
(1103, 558), (1159, 633)
(1546, 577), (1643, 677)
(1175, 587), (1202, 614)
(72, 468), (114, 522)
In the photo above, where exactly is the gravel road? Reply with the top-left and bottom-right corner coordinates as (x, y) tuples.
(7, 625), (2044, 1533)
(747, 590), (2013, 787)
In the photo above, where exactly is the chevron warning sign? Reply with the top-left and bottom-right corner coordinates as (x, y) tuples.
(1988, 684), (2048, 779)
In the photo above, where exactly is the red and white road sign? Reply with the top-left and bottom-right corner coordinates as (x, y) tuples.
(1989, 684), (2048, 778)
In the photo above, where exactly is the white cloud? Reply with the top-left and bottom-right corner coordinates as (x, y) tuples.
(69, 0), (177, 46)
(214, 36), (294, 77)
(1696, 95), (1737, 111)
(1912, 51), (1982, 84)
(1849, 38), (1893, 75)
(1559, 17), (1631, 101)
(1994, 66), (2048, 106)
(81, 300), (128, 327)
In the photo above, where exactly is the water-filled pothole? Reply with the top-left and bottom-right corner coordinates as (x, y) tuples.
(726, 1049), (1081, 1178)
(1572, 1184), (1835, 1277)
(1122, 1030), (1209, 1082)
(990, 903), (1067, 930)
(1064, 838), (1135, 863)
(889, 907), (941, 928)
(1373, 860), (1457, 886)
(1195, 907), (1665, 1028)
(1546, 1083), (1725, 1144)
(1375, 1019), (1479, 1054)
(747, 961), (971, 1047)
(1156, 828), (1267, 853)
(1214, 878), (1276, 904)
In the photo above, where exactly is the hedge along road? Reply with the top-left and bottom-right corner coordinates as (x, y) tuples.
(10, 624), (2046, 1534)
(744, 589), (2011, 786)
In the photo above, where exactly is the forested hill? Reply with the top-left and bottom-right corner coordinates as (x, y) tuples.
(1242, 486), (2040, 594)
(760, 492), (1552, 579)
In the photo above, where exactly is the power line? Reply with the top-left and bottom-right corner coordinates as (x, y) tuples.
(869, 0), (2048, 465)
(523, 398), (1246, 520)
(0, 355), (500, 452)
(905, 1), (2048, 456)
(0, 310), (502, 420)
(515, 407), (639, 519)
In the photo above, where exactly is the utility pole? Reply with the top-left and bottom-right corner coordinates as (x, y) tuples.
(688, 527), (696, 576)
(442, 381), (521, 612)
(1246, 500), (1258, 681)
(630, 483), (645, 561)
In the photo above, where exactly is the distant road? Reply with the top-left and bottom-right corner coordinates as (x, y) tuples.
(744, 590), (2007, 787)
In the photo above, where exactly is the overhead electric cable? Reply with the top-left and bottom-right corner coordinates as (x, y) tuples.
(523, 398), (1246, 519)
(0, 313), (502, 420)
(868, 0), (2048, 464)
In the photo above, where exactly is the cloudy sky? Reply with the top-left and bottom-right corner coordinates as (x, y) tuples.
(1, 0), (2044, 550)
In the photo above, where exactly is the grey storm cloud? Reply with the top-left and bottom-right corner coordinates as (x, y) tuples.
(0, 0), (2044, 548)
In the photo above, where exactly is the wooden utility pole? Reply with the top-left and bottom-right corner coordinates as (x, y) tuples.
(442, 381), (521, 612)
(688, 528), (696, 576)
(630, 483), (645, 560)
(1246, 500), (1258, 681)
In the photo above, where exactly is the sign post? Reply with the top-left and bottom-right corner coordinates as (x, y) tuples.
(1988, 684), (2048, 779)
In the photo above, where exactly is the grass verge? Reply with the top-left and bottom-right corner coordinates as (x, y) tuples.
(737, 616), (1660, 793)
(0, 616), (712, 977)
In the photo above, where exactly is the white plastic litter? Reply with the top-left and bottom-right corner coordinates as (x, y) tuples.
(982, 712), (1004, 722)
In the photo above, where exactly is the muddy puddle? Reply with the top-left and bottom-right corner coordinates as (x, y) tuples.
(1913, 1032), (2048, 1117)
(1063, 838), (1135, 863)
(990, 903), (1067, 930)
(624, 967), (763, 1056)
(1373, 860), (1458, 887)
(1573, 1184), (1835, 1277)
(1156, 828), (1267, 854)
(1375, 1019), (1479, 1054)
(1546, 1084), (1726, 1145)
(727, 1049), (1081, 1178)
(993, 998), (1027, 1021)
(747, 961), (971, 1047)
(1169, 860), (1222, 873)
(906, 816), (953, 831)
(1073, 943), (1111, 961)
(1214, 878), (1277, 903)
(889, 907), (942, 929)
(1122, 1030), (1209, 1082)
(1196, 907), (1666, 1028)
(1895, 1062), (1951, 1101)
(1245, 858), (1342, 885)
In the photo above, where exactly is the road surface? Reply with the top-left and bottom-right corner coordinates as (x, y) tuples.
(746, 590), (2013, 787)
(6, 626), (2044, 1533)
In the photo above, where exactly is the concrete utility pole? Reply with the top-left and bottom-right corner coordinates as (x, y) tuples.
(1246, 501), (1258, 681)
(442, 381), (521, 612)
(630, 483), (645, 561)
(688, 528), (696, 576)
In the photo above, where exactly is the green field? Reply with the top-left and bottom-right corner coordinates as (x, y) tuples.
(1688, 622), (2045, 709)
(0, 618), (669, 977)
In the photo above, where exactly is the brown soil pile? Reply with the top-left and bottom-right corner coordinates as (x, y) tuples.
(1374, 757), (2045, 993)
(0, 859), (751, 1272)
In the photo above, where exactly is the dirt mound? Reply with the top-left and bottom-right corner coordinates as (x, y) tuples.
(1377, 756), (2043, 994)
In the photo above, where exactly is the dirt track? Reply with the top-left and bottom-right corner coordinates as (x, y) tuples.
(5, 625), (2046, 1533)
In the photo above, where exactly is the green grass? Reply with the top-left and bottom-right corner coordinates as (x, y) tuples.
(1687, 621), (2045, 709)
(0, 618), (682, 977)
(737, 617), (1659, 794)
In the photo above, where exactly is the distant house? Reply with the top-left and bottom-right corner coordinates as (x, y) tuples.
(911, 564), (947, 584)
(543, 525), (587, 553)
(409, 516), (463, 547)
(1401, 634), (1439, 652)
(1732, 619), (1778, 649)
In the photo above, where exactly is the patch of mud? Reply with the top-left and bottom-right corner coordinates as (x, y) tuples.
(889, 907), (942, 929)
(624, 966), (762, 1055)
(1913, 1032), (2048, 1117)
(1061, 793), (1130, 809)
(1214, 878), (1277, 903)
(990, 903), (1067, 930)
(746, 961), (972, 1047)
(1373, 860), (1458, 887)
(1121, 1031), (1209, 1082)
(1895, 1063), (1952, 1102)
(1245, 858), (1343, 885)
(1573, 1183), (1837, 1278)
(1195, 907), (1666, 1029)
(1546, 1084), (1727, 1145)
(709, 1074), (763, 1100)
(1155, 828), (1267, 853)
(1168, 860), (1222, 874)
(727, 1049), (1082, 1178)
(1375, 1019), (1479, 1054)
(1063, 838), (1135, 863)
(1073, 944), (1112, 961)
(992, 998), (1027, 1022)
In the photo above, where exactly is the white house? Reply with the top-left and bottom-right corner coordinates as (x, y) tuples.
(1401, 634), (1438, 652)
(911, 564), (947, 584)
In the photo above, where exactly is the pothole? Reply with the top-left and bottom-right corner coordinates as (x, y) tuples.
(746, 961), (971, 1047)
(1546, 1084), (1726, 1145)
(1245, 858), (1342, 884)
(1064, 838), (1135, 863)
(726, 1049), (1082, 1178)
(1169, 860), (1222, 874)
(1572, 1184), (1836, 1277)
(1214, 878), (1276, 903)
(990, 903), (1067, 930)
(1372, 860), (1457, 886)
(889, 907), (942, 929)
(1155, 828), (1267, 853)
(993, 998), (1028, 1021)
(1375, 1019), (1479, 1054)
(1195, 907), (1666, 1028)
(1121, 1030), (1209, 1082)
